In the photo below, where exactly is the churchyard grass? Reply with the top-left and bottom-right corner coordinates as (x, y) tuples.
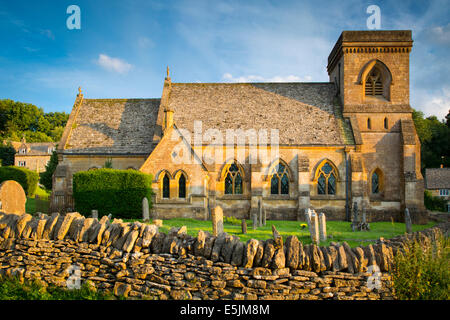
(25, 186), (50, 214)
(125, 218), (437, 248)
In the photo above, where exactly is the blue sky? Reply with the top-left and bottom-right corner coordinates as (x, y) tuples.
(0, 0), (449, 119)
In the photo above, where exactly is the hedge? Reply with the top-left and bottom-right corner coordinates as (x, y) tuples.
(424, 190), (447, 212)
(0, 166), (39, 196)
(73, 169), (153, 219)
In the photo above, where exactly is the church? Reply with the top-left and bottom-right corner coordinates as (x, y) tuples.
(50, 30), (427, 223)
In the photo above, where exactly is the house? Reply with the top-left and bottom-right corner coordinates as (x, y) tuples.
(51, 30), (427, 223)
(425, 166), (450, 212)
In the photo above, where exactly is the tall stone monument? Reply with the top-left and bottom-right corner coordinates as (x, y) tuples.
(212, 206), (224, 236)
(142, 197), (150, 222)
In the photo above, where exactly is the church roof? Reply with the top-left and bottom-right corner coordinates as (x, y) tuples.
(167, 82), (354, 146)
(425, 168), (450, 190)
(63, 98), (160, 154)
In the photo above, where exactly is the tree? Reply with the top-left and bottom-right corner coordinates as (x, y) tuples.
(412, 109), (450, 171)
(0, 144), (16, 166)
(446, 109), (450, 127)
(40, 150), (58, 190)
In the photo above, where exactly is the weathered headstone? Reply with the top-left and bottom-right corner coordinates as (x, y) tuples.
(258, 199), (262, 227)
(212, 206), (224, 236)
(318, 212), (327, 242)
(142, 197), (150, 222)
(0, 180), (26, 214)
(91, 210), (98, 219)
(241, 219), (247, 234)
(263, 208), (267, 226)
(351, 202), (359, 232)
(252, 212), (258, 230)
(405, 208), (412, 234)
(107, 213), (112, 220)
(310, 210), (320, 244)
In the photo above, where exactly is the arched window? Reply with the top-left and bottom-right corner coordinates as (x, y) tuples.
(371, 169), (383, 194)
(365, 67), (383, 97)
(384, 117), (388, 129)
(224, 161), (243, 195)
(316, 161), (338, 195)
(178, 173), (186, 198)
(162, 173), (170, 198)
(270, 162), (290, 195)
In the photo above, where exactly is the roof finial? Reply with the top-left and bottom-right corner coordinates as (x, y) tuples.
(166, 66), (170, 80)
(78, 86), (82, 96)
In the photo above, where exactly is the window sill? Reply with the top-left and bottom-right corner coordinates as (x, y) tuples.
(217, 195), (250, 201)
(156, 197), (191, 204)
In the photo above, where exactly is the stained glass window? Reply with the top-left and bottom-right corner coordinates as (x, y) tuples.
(162, 173), (170, 198)
(270, 162), (289, 195)
(316, 161), (338, 195)
(372, 171), (379, 194)
(224, 161), (243, 194)
(178, 174), (186, 198)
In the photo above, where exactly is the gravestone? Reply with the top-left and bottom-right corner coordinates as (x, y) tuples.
(0, 180), (26, 214)
(310, 210), (320, 244)
(404, 208), (412, 234)
(212, 206), (224, 236)
(318, 212), (327, 242)
(252, 212), (258, 230)
(258, 199), (262, 227)
(351, 202), (359, 232)
(263, 208), (267, 226)
(142, 197), (150, 222)
(91, 210), (98, 219)
(241, 219), (247, 234)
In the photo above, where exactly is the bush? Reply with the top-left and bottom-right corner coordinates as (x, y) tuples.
(424, 190), (447, 212)
(391, 233), (450, 300)
(0, 166), (39, 196)
(40, 150), (58, 191)
(73, 168), (153, 219)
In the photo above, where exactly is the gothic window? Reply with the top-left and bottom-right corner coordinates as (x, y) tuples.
(270, 162), (290, 195)
(224, 161), (243, 195)
(162, 173), (170, 198)
(365, 67), (383, 97)
(316, 161), (337, 195)
(178, 173), (186, 198)
(371, 169), (383, 194)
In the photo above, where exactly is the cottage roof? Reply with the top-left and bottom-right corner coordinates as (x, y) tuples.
(425, 168), (450, 189)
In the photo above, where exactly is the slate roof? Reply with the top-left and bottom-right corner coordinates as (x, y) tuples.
(18, 142), (56, 156)
(168, 82), (354, 145)
(425, 168), (450, 189)
(63, 99), (160, 154)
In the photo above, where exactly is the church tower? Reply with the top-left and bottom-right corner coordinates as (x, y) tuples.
(327, 30), (426, 223)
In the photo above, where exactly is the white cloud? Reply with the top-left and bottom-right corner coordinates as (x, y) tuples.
(413, 86), (450, 120)
(222, 73), (312, 83)
(137, 36), (155, 49)
(97, 54), (133, 74)
(423, 23), (450, 46)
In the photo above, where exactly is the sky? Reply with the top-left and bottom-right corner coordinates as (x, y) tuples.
(0, 0), (449, 120)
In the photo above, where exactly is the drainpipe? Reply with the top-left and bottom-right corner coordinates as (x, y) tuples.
(345, 149), (350, 222)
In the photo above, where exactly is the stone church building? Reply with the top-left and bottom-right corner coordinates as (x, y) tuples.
(51, 30), (427, 223)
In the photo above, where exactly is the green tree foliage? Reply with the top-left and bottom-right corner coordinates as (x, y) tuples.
(0, 99), (69, 143)
(40, 151), (59, 191)
(0, 166), (39, 196)
(424, 190), (447, 212)
(73, 169), (153, 219)
(412, 109), (450, 170)
(0, 144), (16, 166)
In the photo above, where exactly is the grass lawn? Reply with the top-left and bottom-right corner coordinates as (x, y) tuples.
(126, 217), (437, 248)
(25, 186), (50, 214)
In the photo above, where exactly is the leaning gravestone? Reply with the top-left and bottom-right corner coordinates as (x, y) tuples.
(212, 206), (224, 236)
(142, 197), (150, 222)
(318, 212), (327, 242)
(405, 208), (413, 234)
(0, 180), (26, 214)
(241, 219), (247, 234)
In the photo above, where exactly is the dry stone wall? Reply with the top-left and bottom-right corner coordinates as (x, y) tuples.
(0, 211), (447, 300)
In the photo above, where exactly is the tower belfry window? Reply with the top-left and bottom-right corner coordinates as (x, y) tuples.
(365, 68), (383, 97)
